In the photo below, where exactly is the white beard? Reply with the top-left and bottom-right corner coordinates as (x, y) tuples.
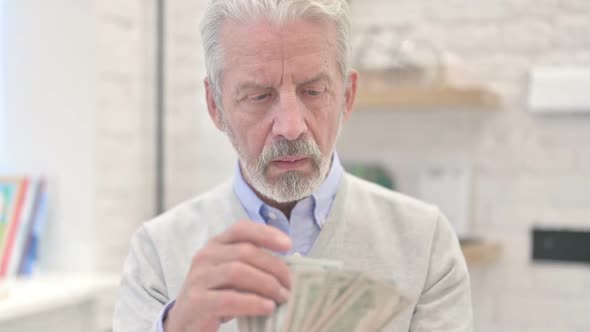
(221, 110), (343, 203)
(243, 137), (331, 203)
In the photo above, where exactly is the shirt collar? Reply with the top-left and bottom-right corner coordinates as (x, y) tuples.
(233, 152), (343, 228)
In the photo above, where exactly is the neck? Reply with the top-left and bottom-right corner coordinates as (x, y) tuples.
(263, 198), (298, 220)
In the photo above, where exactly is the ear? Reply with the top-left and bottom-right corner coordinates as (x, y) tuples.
(205, 77), (225, 131)
(343, 69), (358, 121)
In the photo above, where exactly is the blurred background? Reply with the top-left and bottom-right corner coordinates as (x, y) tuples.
(1, 0), (590, 331)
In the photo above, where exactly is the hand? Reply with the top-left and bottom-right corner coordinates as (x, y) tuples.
(164, 221), (292, 332)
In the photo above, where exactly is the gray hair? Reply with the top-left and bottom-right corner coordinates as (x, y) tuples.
(200, 0), (352, 105)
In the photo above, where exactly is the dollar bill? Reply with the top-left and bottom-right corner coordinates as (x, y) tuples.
(310, 277), (405, 332)
(284, 269), (327, 332)
(237, 313), (250, 332)
(237, 256), (407, 332)
(238, 256), (342, 332)
(284, 255), (344, 270)
(301, 270), (359, 331)
(361, 279), (408, 332)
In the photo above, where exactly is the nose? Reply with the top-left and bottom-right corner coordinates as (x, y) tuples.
(271, 92), (307, 141)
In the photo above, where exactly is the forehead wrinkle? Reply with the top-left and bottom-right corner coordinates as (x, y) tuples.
(222, 19), (339, 95)
(280, 37), (336, 86)
(221, 20), (283, 68)
(297, 72), (333, 86)
(284, 54), (333, 87)
(275, 21), (335, 87)
(279, 26), (286, 88)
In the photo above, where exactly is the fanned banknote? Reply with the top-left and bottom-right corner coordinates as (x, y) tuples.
(237, 256), (408, 332)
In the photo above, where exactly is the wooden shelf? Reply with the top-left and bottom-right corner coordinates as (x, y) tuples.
(355, 70), (500, 109)
(460, 240), (502, 265)
(356, 85), (500, 109)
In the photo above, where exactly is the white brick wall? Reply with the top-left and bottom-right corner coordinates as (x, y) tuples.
(342, 1), (590, 331)
(96, 0), (590, 329)
(94, 0), (235, 274)
(96, 0), (157, 272)
(164, 0), (235, 208)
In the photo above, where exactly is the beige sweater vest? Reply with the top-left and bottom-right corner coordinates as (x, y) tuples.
(113, 173), (473, 332)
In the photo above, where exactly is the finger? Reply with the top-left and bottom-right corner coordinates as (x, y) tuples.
(207, 289), (276, 318)
(203, 261), (289, 304)
(215, 221), (291, 253)
(200, 242), (291, 289)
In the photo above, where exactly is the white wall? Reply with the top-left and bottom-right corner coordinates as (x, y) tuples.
(341, 1), (590, 331)
(94, 0), (157, 273)
(164, 0), (235, 208)
(0, 1), (5, 161)
(3, 0), (97, 273)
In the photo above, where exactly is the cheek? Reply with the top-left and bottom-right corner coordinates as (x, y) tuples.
(310, 110), (342, 154)
(327, 114), (342, 143)
(234, 116), (273, 157)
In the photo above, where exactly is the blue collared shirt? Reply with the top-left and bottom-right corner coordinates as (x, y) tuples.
(156, 153), (343, 331)
(233, 153), (343, 255)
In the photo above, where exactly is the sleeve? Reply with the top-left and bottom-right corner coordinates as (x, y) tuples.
(409, 211), (474, 332)
(113, 225), (171, 332)
(156, 300), (177, 332)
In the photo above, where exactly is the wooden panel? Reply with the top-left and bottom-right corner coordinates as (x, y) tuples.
(461, 241), (502, 265)
(356, 85), (500, 109)
(355, 70), (500, 109)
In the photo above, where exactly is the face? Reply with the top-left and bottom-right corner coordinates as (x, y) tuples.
(205, 18), (357, 203)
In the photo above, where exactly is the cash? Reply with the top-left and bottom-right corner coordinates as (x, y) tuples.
(237, 256), (407, 332)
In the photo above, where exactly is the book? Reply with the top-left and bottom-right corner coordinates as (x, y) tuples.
(8, 178), (42, 276)
(19, 180), (48, 276)
(0, 176), (47, 278)
(0, 179), (20, 252)
(0, 177), (29, 277)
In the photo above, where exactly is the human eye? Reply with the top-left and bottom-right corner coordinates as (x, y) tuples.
(249, 91), (274, 103)
(301, 86), (326, 97)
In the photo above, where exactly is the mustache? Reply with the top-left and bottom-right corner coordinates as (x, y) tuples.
(259, 137), (322, 167)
